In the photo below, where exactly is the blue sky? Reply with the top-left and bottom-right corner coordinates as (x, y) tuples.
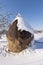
(0, 0), (43, 30)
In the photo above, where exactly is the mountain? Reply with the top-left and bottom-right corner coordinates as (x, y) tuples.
(12, 13), (34, 34)
(34, 30), (43, 33)
(0, 13), (43, 65)
(6, 13), (34, 52)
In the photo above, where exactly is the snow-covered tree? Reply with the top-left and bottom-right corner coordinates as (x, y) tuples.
(0, 14), (11, 32)
(0, 5), (13, 34)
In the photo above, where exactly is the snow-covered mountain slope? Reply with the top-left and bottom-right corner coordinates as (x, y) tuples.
(12, 13), (34, 34)
(34, 32), (43, 42)
(0, 13), (43, 65)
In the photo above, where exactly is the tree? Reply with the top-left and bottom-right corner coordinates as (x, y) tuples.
(0, 14), (12, 31)
(0, 5), (13, 34)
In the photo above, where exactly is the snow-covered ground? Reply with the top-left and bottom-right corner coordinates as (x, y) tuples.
(0, 32), (43, 65)
(0, 13), (43, 65)
(34, 32), (43, 42)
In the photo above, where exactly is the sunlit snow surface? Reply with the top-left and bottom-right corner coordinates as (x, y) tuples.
(0, 13), (43, 65)
(34, 32), (43, 41)
(0, 33), (43, 65)
(12, 13), (34, 34)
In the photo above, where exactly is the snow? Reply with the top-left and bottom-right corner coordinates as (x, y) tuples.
(0, 13), (43, 65)
(12, 13), (34, 34)
(0, 33), (43, 65)
(34, 32), (43, 42)
(0, 52), (43, 65)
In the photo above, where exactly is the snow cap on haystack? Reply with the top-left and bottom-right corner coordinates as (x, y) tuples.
(12, 13), (34, 34)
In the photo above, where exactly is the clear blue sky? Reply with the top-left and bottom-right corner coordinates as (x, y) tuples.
(0, 0), (43, 30)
